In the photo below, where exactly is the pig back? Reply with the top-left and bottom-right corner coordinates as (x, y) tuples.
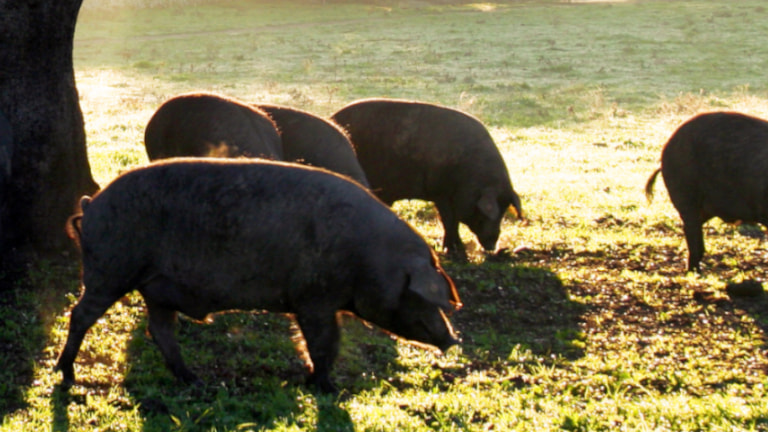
(79, 158), (405, 314)
(144, 93), (283, 161)
(332, 98), (508, 203)
(661, 112), (768, 223)
(256, 104), (370, 187)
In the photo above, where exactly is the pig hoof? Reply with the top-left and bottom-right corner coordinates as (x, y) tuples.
(177, 371), (204, 387)
(445, 249), (468, 263)
(55, 365), (75, 391)
(485, 248), (515, 262)
(307, 374), (338, 395)
(190, 377), (205, 387)
(57, 377), (74, 392)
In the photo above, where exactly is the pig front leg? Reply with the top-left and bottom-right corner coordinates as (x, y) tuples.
(143, 299), (203, 386)
(295, 312), (340, 394)
(139, 279), (203, 386)
(436, 201), (468, 261)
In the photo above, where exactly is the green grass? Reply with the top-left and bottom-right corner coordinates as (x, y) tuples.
(4, 0), (768, 430)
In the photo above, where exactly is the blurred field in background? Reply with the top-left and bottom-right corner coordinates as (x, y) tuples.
(3, 1), (768, 430)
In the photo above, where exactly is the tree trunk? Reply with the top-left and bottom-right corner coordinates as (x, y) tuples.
(0, 0), (98, 270)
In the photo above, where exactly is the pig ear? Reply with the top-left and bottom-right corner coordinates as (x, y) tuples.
(506, 200), (524, 220)
(407, 270), (452, 311)
(477, 189), (500, 220)
(405, 257), (459, 311)
(505, 205), (518, 219)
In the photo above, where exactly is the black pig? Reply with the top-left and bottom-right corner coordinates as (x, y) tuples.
(255, 104), (369, 187)
(645, 111), (768, 272)
(331, 98), (522, 260)
(56, 158), (460, 393)
(144, 93), (283, 160)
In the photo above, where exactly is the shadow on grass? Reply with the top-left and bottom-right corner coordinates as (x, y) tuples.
(40, 249), (581, 429)
(50, 389), (75, 432)
(0, 287), (38, 416)
(730, 291), (768, 339)
(700, 233), (768, 350)
(444, 256), (586, 372)
(0, 258), (78, 420)
(512, 235), (768, 398)
(117, 310), (382, 431)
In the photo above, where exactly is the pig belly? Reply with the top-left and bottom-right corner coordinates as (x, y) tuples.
(140, 273), (290, 321)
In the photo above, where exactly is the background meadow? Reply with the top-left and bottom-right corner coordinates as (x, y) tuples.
(3, 1), (768, 430)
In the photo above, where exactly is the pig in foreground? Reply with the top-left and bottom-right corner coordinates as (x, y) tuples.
(144, 93), (283, 160)
(645, 111), (768, 272)
(56, 158), (460, 393)
(331, 98), (522, 260)
(255, 103), (370, 187)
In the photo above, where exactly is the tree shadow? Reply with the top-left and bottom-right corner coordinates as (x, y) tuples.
(0, 258), (78, 420)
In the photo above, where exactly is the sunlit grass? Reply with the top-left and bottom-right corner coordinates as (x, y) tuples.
(3, 0), (768, 431)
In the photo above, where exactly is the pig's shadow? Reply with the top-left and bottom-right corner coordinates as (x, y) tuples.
(444, 257), (585, 368)
(122, 310), (382, 431)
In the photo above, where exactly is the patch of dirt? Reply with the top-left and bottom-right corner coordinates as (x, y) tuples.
(446, 261), (585, 367)
(442, 240), (768, 393)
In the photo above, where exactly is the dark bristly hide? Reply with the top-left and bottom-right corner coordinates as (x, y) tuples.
(255, 103), (369, 187)
(144, 93), (283, 161)
(332, 98), (522, 260)
(646, 111), (768, 272)
(56, 158), (460, 394)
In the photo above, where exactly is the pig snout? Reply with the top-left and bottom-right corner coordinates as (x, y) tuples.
(474, 223), (501, 253)
(437, 332), (461, 353)
(434, 308), (461, 352)
(391, 303), (460, 353)
(479, 236), (499, 253)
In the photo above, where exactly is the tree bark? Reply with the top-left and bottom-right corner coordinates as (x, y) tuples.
(0, 0), (98, 268)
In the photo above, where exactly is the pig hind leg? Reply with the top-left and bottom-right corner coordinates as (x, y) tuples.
(294, 312), (340, 394)
(56, 288), (125, 389)
(679, 209), (710, 273)
(667, 179), (710, 272)
(140, 280), (203, 386)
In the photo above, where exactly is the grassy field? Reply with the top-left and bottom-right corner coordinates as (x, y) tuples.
(3, 0), (768, 430)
